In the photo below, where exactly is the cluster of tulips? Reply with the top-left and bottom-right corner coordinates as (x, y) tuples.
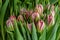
(5, 4), (60, 40)
(6, 4), (55, 32)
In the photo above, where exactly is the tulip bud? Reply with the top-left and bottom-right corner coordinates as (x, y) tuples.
(20, 8), (27, 15)
(6, 19), (13, 27)
(17, 15), (24, 22)
(47, 14), (55, 25)
(6, 15), (16, 31)
(36, 4), (43, 15)
(6, 19), (14, 31)
(25, 11), (30, 19)
(9, 15), (16, 24)
(50, 7), (55, 25)
(37, 20), (45, 32)
(27, 23), (32, 32)
(31, 12), (40, 21)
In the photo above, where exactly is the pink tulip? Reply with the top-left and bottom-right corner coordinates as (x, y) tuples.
(6, 15), (16, 27)
(6, 19), (13, 27)
(49, 5), (55, 25)
(20, 8), (27, 15)
(47, 13), (55, 25)
(17, 15), (24, 22)
(37, 20), (45, 31)
(36, 4), (43, 15)
(27, 23), (32, 32)
(31, 12), (40, 21)
(9, 15), (16, 24)
(47, 14), (52, 25)
(25, 10), (33, 19)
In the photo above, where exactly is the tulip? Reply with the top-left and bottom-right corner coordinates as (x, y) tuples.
(20, 8), (27, 15)
(6, 19), (14, 31)
(37, 20), (45, 32)
(47, 14), (55, 25)
(6, 19), (13, 27)
(47, 4), (55, 25)
(6, 15), (16, 31)
(27, 23), (32, 32)
(47, 14), (52, 25)
(17, 15), (24, 22)
(50, 6), (55, 25)
(31, 12), (40, 22)
(9, 15), (16, 24)
(36, 4), (43, 15)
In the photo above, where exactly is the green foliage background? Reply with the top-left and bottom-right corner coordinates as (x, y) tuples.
(0, 0), (60, 40)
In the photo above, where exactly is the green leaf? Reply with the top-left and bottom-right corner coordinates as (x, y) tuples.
(13, 19), (23, 40)
(24, 22), (31, 40)
(19, 21), (27, 40)
(0, 0), (2, 10)
(32, 22), (38, 40)
(14, 0), (19, 16)
(7, 31), (14, 40)
(0, 0), (9, 40)
(39, 27), (46, 40)
(56, 25), (60, 40)
(49, 0), (58, 4)
(5, 26), (14, 40)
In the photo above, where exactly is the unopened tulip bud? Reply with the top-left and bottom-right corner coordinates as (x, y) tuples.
(9, 15), (16, 24)
(27, 23), (32, 32)
(37, 20), (45, 32)
(20, 8), (27, 15)
(36, 4), (43, 15)
(50, 8), (55, 25)
(6, 19), (14, 31)
(6, 19), (13, 27)
(47, 14), (55, 25)
(6, 15), (16, 31)
(17, 15), (24, 22)
(31, 12), (40, 21)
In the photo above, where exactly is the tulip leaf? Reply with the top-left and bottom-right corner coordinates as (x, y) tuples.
(39, 27), (46, 40)
(7, 31), (14, 40)
(13, 19), (23, 40)
(0, 0), (9, 40)
(49, 0), (58, 4)
(19, 21), (27, 40)
(56, 25), (60, 40)
(14, 0), (19, 16)
(32, 22), (38, 40)
(0, 0), (2, 10)
(24, 22), (31, 40)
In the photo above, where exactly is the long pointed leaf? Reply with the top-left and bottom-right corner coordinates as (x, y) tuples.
(32, 22), (38, 40)
(19, 21), (27, 40)
(14, 20), (23, 40)
(0, 0), (9, 40)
